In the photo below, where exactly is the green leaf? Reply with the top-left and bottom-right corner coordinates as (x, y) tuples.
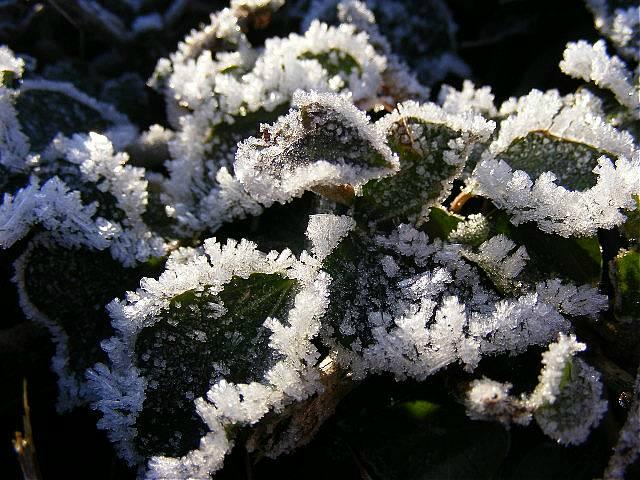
(488, 210), (602, 285)
(497, 131), (606, 191)
(610, 249), (640, 321)
(422, 207), (463, 240)
(235, 91), (397, 205)
(133, 273), (298, 458)
(355, 119), (462, 224)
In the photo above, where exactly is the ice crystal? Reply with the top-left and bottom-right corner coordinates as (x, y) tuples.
(0, 133), (164, 266)
(472, 89), (640, 236)
(466, 334), (607, 445)
(559, 40), (639, 113)
(235, 90), (398, 205)
(88, 238), (329, 476)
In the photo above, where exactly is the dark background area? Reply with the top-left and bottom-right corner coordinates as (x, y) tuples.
(0, 1), (621, 479)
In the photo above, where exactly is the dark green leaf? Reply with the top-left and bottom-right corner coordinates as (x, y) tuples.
(134, 273), (298, 458)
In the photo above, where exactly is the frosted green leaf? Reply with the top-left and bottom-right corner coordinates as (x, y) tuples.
(13, 239), (161, 411)
(88, 238), (330, 476)
(356, 101), (494, 224)
(497, 131), (607, 191)
(472, 89), (640, 237)
(235, 90), (399, 206)
(134, 273), (297, 458)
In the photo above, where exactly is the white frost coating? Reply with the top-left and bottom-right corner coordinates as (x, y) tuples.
(585, 0), (640, 59)
(0, 133), (165, 265)
(489, 89), (637, 159)
(529, 333), (585, 407)
(0, 45), (25, 79)
(608, 7), (640, 59)
(235, 90), (399, 206)
(19, 79), (138, 149)
(87, 239), (330, 477)
(535, 279), (608, 318)
(0, 177), (117, 250)
(604, 367), (640, 480)
(466, 334), (607, 445)
(438, 80), (498, 117)
(242, 20), (386, 109)
(559, 40), (639, 114)
(376, 99), (496, 144)
(305, 214), (356, 261)
(0, 87), (31, 170)
(448, 213), (489, 245)
(331, 223), (607, 381)
(53, 133), (166, 266)
(13, 236), (92, 412)
(196, 167), (264, 232)
(465, 234), (529, 281)
(534, 357), (608, 445)
(473, 153), (640, 236)
(473, 89), (640, 237)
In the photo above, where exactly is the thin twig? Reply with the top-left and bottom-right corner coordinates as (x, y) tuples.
(12, 379), (42, 480)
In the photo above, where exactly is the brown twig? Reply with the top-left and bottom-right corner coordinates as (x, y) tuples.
(12, 379), (42, 480)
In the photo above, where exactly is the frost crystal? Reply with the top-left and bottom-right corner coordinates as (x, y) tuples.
(235, 90), (398, 205)
(466, 334), (607, 445)
(472, 89), (640, 236)
(438, 80), (497, 117)
(559, 40), (639, 114)
(88, 238), (330, 477)
(305, 214), (356, 261)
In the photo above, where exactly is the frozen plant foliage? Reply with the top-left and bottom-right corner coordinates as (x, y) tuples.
(559, 40), (639, 114)
(235, 90), (398, 205)
(360, 100), (494, 223)
(5, 2), (640, 476)
(305, 213), (356, 261)
(0, 177), (116, 250)
(465, 334), (607, 445)
(472, 89), (640, 236)
(52, 133), (166, 265)
(438, 80), (498, 117)
(88, 238), (330, 477)
(448, 213), (489, 246)
(157, 6), (389, 233)
(0, 133), (165, 266)
(322, 223), (605, 382)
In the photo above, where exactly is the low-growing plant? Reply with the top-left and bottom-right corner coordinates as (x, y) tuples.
(1, 0), (639, 478)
